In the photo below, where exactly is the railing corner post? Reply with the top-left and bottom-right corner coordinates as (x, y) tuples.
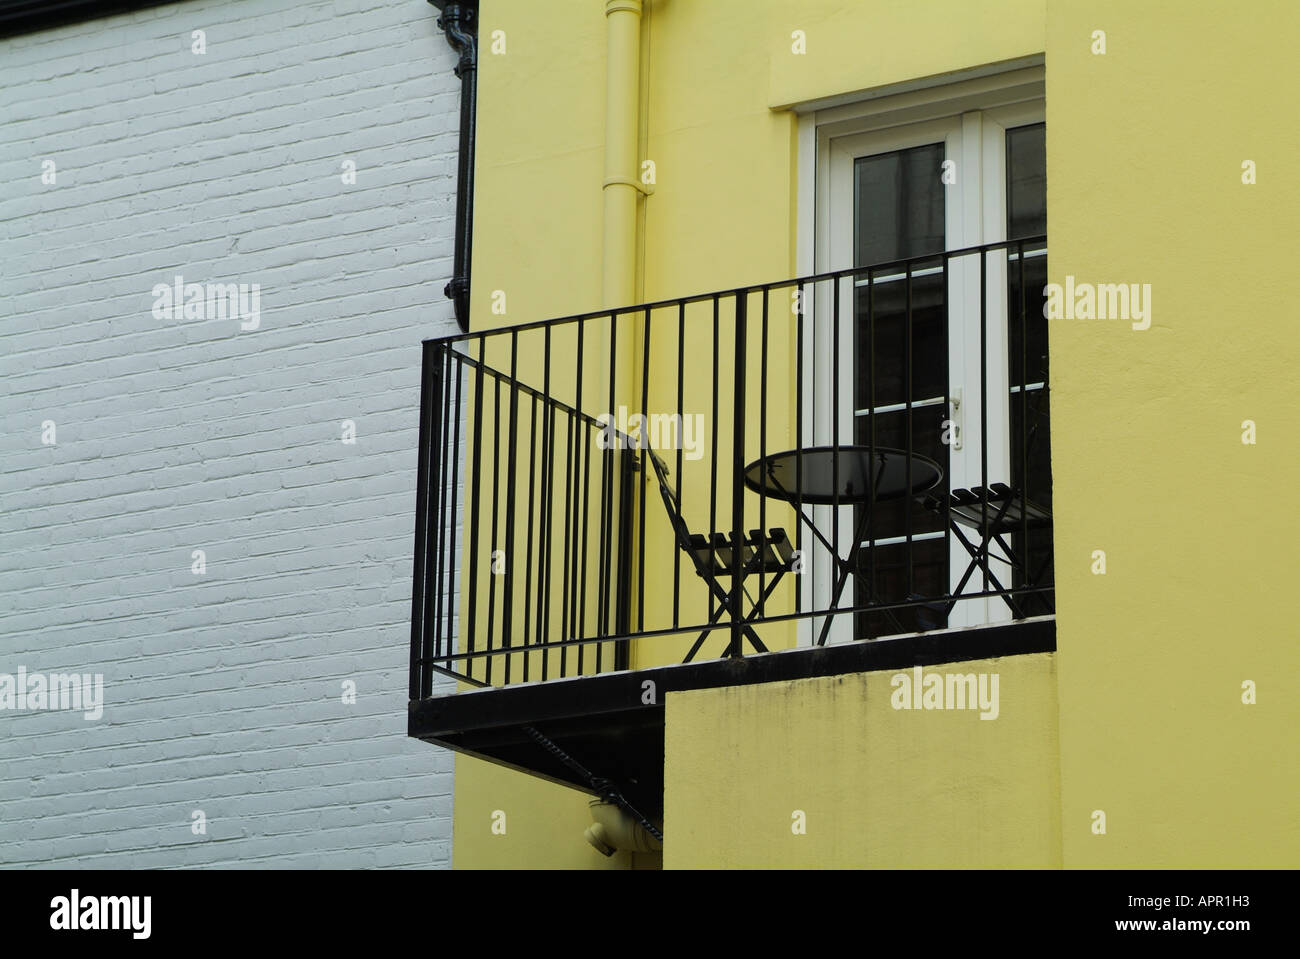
(411, 339), (444, 701)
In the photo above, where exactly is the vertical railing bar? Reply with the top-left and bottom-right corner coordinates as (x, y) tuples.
(420, 347), (437, 691)
(867, 267), (876, 626)
(831, 274), (841, 640)
(446, 350), (464, 674)
(614, 449), (634, 660)
(1019, 238), (1030, 607)
(426, 343), (441, 697)
(673, 300), (685, 630)
(905, 262), (914, 602)
(637, 305), (651, 634)
(603, 312), (619, 638)
(596, 432), (611, 640)
(432, 341), (453, 683)
(709, 296), (720, 625)
(539, 327), (554, 680)
(595, 324), (612, 645)
(795, 281), (805, 628)
(522, 391), (537, 682)
(577, 321), (594, 667)
(501, 331), (520, 685)
(465, 338), (485, 683)
(849, 270), (859, 634)
(980, 247), (989, 594)
(581, 402), (594, 668)
(848, 270), (860, 634)
(559, 402), (574, 679)
(941, 252), (951, 617)
(572, 318), (586, 674)
(730, 289), (747, 657)
(485, 364), (502, 685)
(557, 329), (578, 679)
(758, 286), (769, 616)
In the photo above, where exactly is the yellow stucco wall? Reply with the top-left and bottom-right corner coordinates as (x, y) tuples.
(1046, 0), (1300, 866)
(451, 0), (1300, 868)
(766, 0), (1045, 109)
(452, 753), (632, 869)
(664, 653), (1061, 868)
(471, 1), (606, 326)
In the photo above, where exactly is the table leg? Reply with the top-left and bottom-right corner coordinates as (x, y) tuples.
(815, 500), (906, 645)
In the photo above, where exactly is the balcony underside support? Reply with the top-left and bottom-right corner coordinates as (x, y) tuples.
(409, 617), (1055, 819)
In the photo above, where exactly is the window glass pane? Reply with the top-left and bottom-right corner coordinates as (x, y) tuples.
(855, 267), (946, 408)
(1006, 121), (1053, 614)
(854, 142), (945, 266)
(1006, 123), (1046, 240)
(852, 141), (947, 638)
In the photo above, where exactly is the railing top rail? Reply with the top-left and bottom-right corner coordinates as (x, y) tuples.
(421, 234), (1047, 348)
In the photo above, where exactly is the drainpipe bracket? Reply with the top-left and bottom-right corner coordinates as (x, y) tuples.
(602, 174), (655, 197)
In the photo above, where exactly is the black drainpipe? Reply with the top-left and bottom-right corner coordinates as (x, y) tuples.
(430, 0), (478, 332)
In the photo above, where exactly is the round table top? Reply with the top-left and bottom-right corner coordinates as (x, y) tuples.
(743, 445), (943, 506)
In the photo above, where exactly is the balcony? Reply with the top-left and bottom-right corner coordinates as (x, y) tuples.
(408, 237), (1055, 820)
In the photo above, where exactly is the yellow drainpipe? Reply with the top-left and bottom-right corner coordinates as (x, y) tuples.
(601, 0), (651, 670)
(602, 0), (645, 310)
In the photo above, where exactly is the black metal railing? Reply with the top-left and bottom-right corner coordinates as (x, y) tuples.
(410, 236), (1053, 696)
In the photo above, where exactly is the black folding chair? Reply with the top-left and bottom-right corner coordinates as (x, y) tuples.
(921, 483), (1053, 617)
(641, 447), (794, 661)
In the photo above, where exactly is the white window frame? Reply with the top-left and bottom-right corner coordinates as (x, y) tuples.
(795, 64), (1045, 646)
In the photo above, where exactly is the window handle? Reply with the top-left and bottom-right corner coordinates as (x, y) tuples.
(945, 388), (964, 451)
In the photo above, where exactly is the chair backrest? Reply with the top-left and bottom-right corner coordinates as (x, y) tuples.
(640, 444), (695, 546)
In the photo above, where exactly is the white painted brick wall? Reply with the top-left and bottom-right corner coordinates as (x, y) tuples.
(0, 0), (460, 868)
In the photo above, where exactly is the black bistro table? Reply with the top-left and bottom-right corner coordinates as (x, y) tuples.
(743, 445), (943, 643)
